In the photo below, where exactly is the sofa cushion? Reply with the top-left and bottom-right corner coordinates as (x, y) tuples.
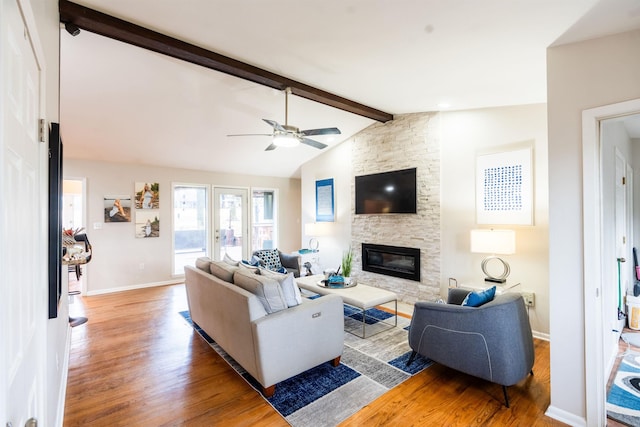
(259, 267), (302, 307)
(461, 285), (497, 307)
(210, 260), (238, 283)
(195, 257), (212, 273)
(253, 249), (283, 271)
(233, 269), (288, 314)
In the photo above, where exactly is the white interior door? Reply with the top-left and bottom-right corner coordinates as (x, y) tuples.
(213, 187), (249, 261)
(1, 0), (46, 425)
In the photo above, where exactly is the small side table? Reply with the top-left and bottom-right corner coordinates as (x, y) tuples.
(458, 281), (522, 295)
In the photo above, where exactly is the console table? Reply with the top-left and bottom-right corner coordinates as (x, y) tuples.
(296, 274), (398, 338)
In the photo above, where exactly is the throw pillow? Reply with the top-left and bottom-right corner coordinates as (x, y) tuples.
(253, 249), (283, 271)
(223, 253), (239, 266)
(259, 267), (302, 307)
(233, 269), (288, 314)
(461, 286), (497, 307)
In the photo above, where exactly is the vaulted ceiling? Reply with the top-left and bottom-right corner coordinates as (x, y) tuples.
(59, 0), (640, 178)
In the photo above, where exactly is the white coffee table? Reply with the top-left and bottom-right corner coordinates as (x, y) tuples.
(296, 274), (398, 338)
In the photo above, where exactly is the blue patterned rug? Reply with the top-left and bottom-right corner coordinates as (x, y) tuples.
(607, 352), (640, 426)
(179, 306), (431, 426)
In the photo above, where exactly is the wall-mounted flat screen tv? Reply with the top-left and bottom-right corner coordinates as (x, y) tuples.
(355, 167), (417, 214)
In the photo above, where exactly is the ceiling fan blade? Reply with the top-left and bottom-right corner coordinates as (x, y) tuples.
(263, 119), (286, 132)
(265, 143), (277, 151)
(301, 127), (341, 136)
(227, 133), (272, 137)
(300, 138), (328, 150)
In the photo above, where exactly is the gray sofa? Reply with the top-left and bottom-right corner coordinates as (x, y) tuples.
(184, 257), (344, 397)
(407, 287), (534, 407)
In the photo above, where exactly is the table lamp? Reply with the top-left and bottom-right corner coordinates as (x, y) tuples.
(470, 229), (516, 283)
(305, 223), (320, 251)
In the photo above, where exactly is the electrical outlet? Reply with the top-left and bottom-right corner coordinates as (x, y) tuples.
(521, 291), (535, 307)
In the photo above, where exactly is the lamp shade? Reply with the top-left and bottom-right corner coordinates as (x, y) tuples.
(470, 229), (516, 255)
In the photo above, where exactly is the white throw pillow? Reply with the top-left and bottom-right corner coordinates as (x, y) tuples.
(223, 253), (239, 266)
(259, 267), (302, 307)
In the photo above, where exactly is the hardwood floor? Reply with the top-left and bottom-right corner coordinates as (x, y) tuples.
(64, 284), (567, 426)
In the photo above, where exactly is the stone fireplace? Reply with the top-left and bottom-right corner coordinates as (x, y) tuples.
(361, 243), (420, 282)
(351, 113), (440, 304)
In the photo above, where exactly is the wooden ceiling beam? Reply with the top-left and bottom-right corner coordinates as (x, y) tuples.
(59, 0), (394, 123)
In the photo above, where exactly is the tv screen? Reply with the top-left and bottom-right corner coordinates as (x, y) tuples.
(355, 168), (417, 214)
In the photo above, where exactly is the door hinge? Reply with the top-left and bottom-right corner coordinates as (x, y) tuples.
(38, 119), (45, 143)
(622, 176), (626, 185)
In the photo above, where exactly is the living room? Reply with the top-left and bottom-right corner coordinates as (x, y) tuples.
(59, 2), (639, 425)
(3, 1), (640, 426)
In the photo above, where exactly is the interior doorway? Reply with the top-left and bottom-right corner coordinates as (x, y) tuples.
(63, 178), (87, 294)
(582, 100), (640, 426)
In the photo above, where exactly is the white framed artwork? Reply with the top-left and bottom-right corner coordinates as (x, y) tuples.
(476, 147), (533, 225)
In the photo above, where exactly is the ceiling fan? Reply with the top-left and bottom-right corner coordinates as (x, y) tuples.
(227, 87), (341, 151)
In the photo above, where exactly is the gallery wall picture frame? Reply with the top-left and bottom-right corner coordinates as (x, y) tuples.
(476, 147), (533, 225)
(135, 181), (159, 209)
(315, 178), (335, 222)
(104, 195), (132, 222)
(135, 209), (160, 238)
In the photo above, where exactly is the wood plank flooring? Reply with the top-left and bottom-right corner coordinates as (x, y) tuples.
(64, 284), (567, 426)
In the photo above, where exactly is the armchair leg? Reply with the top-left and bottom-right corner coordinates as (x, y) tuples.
(331, 356), (341, 367)
(406, 351), (417, 367)
(502, 385), (510, 408)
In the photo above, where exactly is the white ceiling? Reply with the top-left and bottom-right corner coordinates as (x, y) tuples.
(59, 0), (640, 178)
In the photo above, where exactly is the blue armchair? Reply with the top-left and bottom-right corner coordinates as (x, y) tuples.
(406, 287), (534, 407)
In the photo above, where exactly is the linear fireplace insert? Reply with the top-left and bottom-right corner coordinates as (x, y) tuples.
(361, 243), (420, 281)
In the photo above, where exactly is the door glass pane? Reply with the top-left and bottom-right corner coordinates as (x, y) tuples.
(252, 189), (277, 251)
(174, 185), (208, 275)
(216, 190), (246, 261)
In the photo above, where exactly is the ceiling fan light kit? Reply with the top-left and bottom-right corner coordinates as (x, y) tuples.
(228, 87), (341, 151)
(273, 131), (299, 147)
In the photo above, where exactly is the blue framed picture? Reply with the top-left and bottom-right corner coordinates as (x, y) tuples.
(315, 178), (335, 222)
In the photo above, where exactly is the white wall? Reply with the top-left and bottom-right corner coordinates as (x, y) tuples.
(440, 104), (549, 336)
(64, 159), (301, 294)
(30, 0), (71, 425)
(547, 29), (640, 425)
(301, 105), (550, 335)
(300, 139), (353, 271)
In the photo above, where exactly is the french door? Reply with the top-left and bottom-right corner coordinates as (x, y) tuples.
(214, 187), (249, 261)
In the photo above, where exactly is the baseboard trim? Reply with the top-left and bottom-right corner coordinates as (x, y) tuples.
(56, 325), (72, 427)
(532, 330), (549, 341)
(544, 405), (586, 427)
(86, 279), (183, 296)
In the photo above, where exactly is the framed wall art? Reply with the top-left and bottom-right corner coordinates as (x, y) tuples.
(104, 195), (132, 222)
(315, 178), (335, 222)
(135, 182), (159, 209)
(476, 147), (533, 225)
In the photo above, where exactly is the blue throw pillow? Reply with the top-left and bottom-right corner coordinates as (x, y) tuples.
(461, 286), (496, 307)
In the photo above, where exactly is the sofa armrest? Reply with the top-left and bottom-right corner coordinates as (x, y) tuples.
(251, 294), (344, 388)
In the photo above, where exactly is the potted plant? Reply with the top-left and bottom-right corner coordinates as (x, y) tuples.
(341, 246), (353, 283)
